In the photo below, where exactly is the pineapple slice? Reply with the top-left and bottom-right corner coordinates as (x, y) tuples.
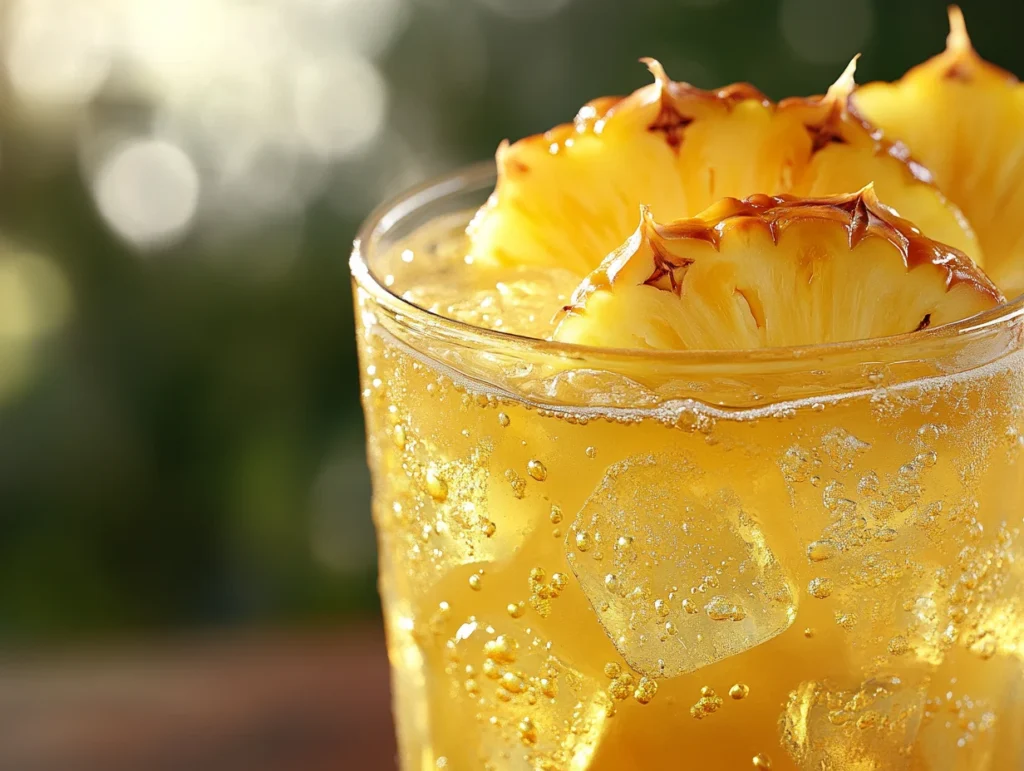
(468, 59), (980, 276)
(854, 7), (1024, 296)
(554, 189), (1002, 351)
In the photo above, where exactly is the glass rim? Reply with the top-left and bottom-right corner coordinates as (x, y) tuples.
(350, 160), (1024, 368)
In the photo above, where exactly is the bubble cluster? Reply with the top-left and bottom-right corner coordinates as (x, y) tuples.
(820, 428), (871, 472)
(527, 566), (569, 618)
(887, 635), (909, 656)
(607, 671), (635, 702)
(690, 686), (724, 719)
(439, 616), (609, 769)
(505, 469), (527, 499)
(808, 577), (834, 599)
(631, 677), (658, 706)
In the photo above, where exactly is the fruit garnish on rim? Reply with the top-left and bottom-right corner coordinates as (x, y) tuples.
(553, 188), (1003, 351)
(854, 6), (1024, 296)
(467, 57), (980, 276)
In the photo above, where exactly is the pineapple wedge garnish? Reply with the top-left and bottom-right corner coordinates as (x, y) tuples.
(554, 188), (1002, 350)
(854, 7), (1024, 296)
(468, 58), (980, 276)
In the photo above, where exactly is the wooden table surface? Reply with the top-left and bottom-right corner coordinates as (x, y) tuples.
(0, 623), (398, 771)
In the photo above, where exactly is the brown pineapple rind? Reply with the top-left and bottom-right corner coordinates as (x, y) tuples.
(561, 189), (1000, 320)
(468, 57), (980, 273)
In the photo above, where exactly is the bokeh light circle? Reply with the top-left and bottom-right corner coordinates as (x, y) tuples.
(93, 139), (201, 250)
(0, 252), (72, 343)
(6, 0), (113, 106)
(294, 53), (390, 160)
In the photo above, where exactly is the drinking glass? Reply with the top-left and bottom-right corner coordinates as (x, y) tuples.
(351, 163), (1024, 770)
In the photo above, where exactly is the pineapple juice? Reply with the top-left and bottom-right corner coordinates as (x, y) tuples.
(352, 177), (1024, 770)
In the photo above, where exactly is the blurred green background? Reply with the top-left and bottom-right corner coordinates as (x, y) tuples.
(0, 0), (1018, 643)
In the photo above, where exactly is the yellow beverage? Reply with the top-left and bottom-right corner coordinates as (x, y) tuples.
(352, 167), (1024, 770)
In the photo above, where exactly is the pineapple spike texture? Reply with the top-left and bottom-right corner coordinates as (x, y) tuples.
(826, 55), (860, 105)
(947, 5), (971, 53)
(469, 33), (984, 284)
(554, 189), (1002, 351)
(854, 4), (1024, 296)
(640, 57), (672, 88)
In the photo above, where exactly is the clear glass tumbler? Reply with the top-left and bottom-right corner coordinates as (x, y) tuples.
(351, 164), (1024, 771)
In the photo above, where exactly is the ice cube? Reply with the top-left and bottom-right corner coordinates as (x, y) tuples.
(376, 417), (542, 606)
(822, 547), (948, 669)
(565, 454), (797, 679)
(781, 676), (926, 770)
(375, 444), (502, 593)
(913, 647), (1022, 771)
(992, 661), (1024, 769)
(437, 615), (609, 770)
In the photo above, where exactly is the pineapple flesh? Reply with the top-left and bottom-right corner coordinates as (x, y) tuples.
(468, 58), (981, 278)
(854, 7), (1024, 296)
(554, 189), (1002, 350)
